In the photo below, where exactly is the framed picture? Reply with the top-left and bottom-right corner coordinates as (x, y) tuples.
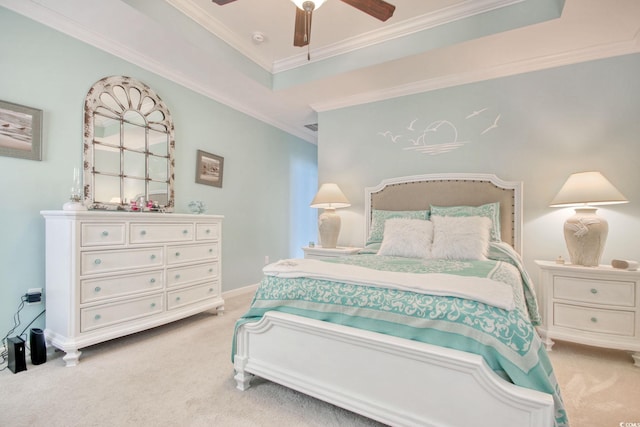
(195, 149), (224, 188)
(0, 100), (43, 161)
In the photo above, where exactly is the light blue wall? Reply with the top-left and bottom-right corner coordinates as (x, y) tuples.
(318, 53), (640, 275)
(0, 8), (317, 337)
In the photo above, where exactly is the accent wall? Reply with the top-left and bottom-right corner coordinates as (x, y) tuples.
(318, 53), (640, 275)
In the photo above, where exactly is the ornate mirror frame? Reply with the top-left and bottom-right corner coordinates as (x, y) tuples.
(83, 76), (175, 211)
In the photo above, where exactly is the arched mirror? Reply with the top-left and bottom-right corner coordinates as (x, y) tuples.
(83, 76), (174, 211)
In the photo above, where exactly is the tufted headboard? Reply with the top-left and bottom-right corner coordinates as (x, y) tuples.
(364, 173), (522, 254)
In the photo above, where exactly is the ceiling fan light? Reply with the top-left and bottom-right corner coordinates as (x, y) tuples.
(291, 0), (327, 11)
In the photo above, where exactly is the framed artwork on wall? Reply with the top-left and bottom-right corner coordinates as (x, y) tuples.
(195, 149), (224, 188)
(0, 100), (43, 161)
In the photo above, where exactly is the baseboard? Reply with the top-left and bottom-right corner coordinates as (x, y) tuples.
(222, 283), (259, 299)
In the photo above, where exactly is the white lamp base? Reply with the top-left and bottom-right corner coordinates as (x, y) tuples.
(563, 207), (608, 266)
(318, 208), (340, 249)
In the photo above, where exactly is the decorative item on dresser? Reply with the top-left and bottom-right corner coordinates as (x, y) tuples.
(309, 183), (351, 249)
(535, 260), (640, 367)
(302, 246), (361, 260)
(41, 211), (224, 367)
(549, 171), (628, 266)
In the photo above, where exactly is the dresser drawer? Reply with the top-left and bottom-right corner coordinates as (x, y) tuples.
(81, 247), (163, 275)
(130, 223), (194, 243)
(81, 270), (164, 303)
(167, 282), (219, 310)
(167, 243), (218, 265)
(554, 303), (635, 336)
(81, 294), (164, 332)
(81, 222), (126, 247)
(167, 262), (218, 288)
(196, 222), (220, 241)
(554, 276), (635, 307)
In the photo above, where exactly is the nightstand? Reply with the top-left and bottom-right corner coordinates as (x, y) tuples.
(535, 260), (640, 367)
(302, 246), (362, 260)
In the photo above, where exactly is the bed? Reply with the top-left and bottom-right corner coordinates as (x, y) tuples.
(233, 173), (567, 427)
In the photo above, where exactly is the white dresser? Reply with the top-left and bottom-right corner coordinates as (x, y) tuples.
(41, 211), (224, 366)
(535, 260), (640, 366)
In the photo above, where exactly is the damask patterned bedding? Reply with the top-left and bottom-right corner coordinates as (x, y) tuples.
(234, 242), (568, 427)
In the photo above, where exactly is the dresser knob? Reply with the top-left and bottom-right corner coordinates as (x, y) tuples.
(176, 296), (181, 301)
(205, 229), (211, 234)
(590, 317), (598, 323)
(175, 252), (180, 257)
(150, 254), (156, 260)
(209, 268), (213, 273)
(150, 278), (156, 283)
(94, 286), (101, 292)
(102, 231), (109, 236)
(183, 229), (188, 234)
(140, 230), (147, 236)
(175, 274), (181, 280)
(94, 259), (102, 265)
(94, 314), (101, 320)
(150, 302), (156, 308)
(590, 288), (598, 294)
(209, 248), (213, 253)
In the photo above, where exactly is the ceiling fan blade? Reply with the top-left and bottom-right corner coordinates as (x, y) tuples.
(211, 0), (237, 5)
(340, 0), (395, 22)
(294, 7), (311, 47)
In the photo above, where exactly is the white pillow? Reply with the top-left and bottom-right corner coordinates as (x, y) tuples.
(431, 215), (492, 260)
(377, 218), (433, 259)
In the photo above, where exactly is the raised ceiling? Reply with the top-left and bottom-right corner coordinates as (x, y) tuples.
(1, 0), (639, 143)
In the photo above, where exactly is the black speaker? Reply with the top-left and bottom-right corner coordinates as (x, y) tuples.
(7, 336), (26, 373)
(30, 328), (47, 365)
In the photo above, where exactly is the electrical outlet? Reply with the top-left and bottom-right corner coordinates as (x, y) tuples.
(26, 288), (43, 305)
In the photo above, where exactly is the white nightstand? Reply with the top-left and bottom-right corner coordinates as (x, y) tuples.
(302, 246), (362, 260)
(535, 260), (640, 367)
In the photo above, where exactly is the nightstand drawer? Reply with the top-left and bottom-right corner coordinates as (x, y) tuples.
(554, 276), (635, 307)
(554, 303), (635, 336)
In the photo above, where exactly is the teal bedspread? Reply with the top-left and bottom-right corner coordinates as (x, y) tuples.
(234, 243), (568, 426)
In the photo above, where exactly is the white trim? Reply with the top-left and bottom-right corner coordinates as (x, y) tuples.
(312, 31), (640, 112)
(223, 283), (259, 299)
(273, 0), (524, 73)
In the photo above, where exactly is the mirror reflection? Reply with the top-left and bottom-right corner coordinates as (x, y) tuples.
(83, 76), (174, 211)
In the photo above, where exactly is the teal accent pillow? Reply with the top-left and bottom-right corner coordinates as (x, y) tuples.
(367, 209), (429, 246)
(430, 202), (501, 242)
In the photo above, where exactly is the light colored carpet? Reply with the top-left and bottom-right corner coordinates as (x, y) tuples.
(1, 289), (638, 427)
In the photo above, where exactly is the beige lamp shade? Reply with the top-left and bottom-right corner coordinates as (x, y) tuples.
(310, 183), (351, 209)
(551, 171), (628, 266)
(310, 183), (350, 249)
(550, 171), (628, 207)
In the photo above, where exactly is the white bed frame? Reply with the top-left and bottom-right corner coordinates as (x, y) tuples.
(234, 173), (554, 427)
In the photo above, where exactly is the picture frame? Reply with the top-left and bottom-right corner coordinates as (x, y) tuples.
(0, 100), (43, 161)
(195, 149), (224, 188)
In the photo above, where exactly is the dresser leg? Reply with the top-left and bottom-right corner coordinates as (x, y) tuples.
(62, 349), (82, 367)
(537, 328), (555, 351)
(631, 352), (640, 368)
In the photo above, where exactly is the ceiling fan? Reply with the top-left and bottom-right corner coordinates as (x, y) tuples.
(212, 0), (396, 48)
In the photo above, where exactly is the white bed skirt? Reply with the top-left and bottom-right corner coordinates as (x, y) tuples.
(234, 312), (554, 427)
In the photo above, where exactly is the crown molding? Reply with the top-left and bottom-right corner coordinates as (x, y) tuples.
(273, 0), (524, 73)
(311, 32), (640, 113)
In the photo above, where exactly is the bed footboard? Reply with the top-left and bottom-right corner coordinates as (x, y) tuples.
(233, 312), (554, 427)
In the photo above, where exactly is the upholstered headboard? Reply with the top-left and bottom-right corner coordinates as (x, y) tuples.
(364, 173), (522, 254)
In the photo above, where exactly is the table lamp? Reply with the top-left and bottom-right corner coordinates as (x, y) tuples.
(550, 171), (628, 266)
(310, 183), (350, 248)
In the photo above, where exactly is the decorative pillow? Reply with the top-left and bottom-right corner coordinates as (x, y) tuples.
(430, 202), (501, 242)
(367, 209), (429, 245)
(378, 218), (433, 259)
(430, 215), (492, 260)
